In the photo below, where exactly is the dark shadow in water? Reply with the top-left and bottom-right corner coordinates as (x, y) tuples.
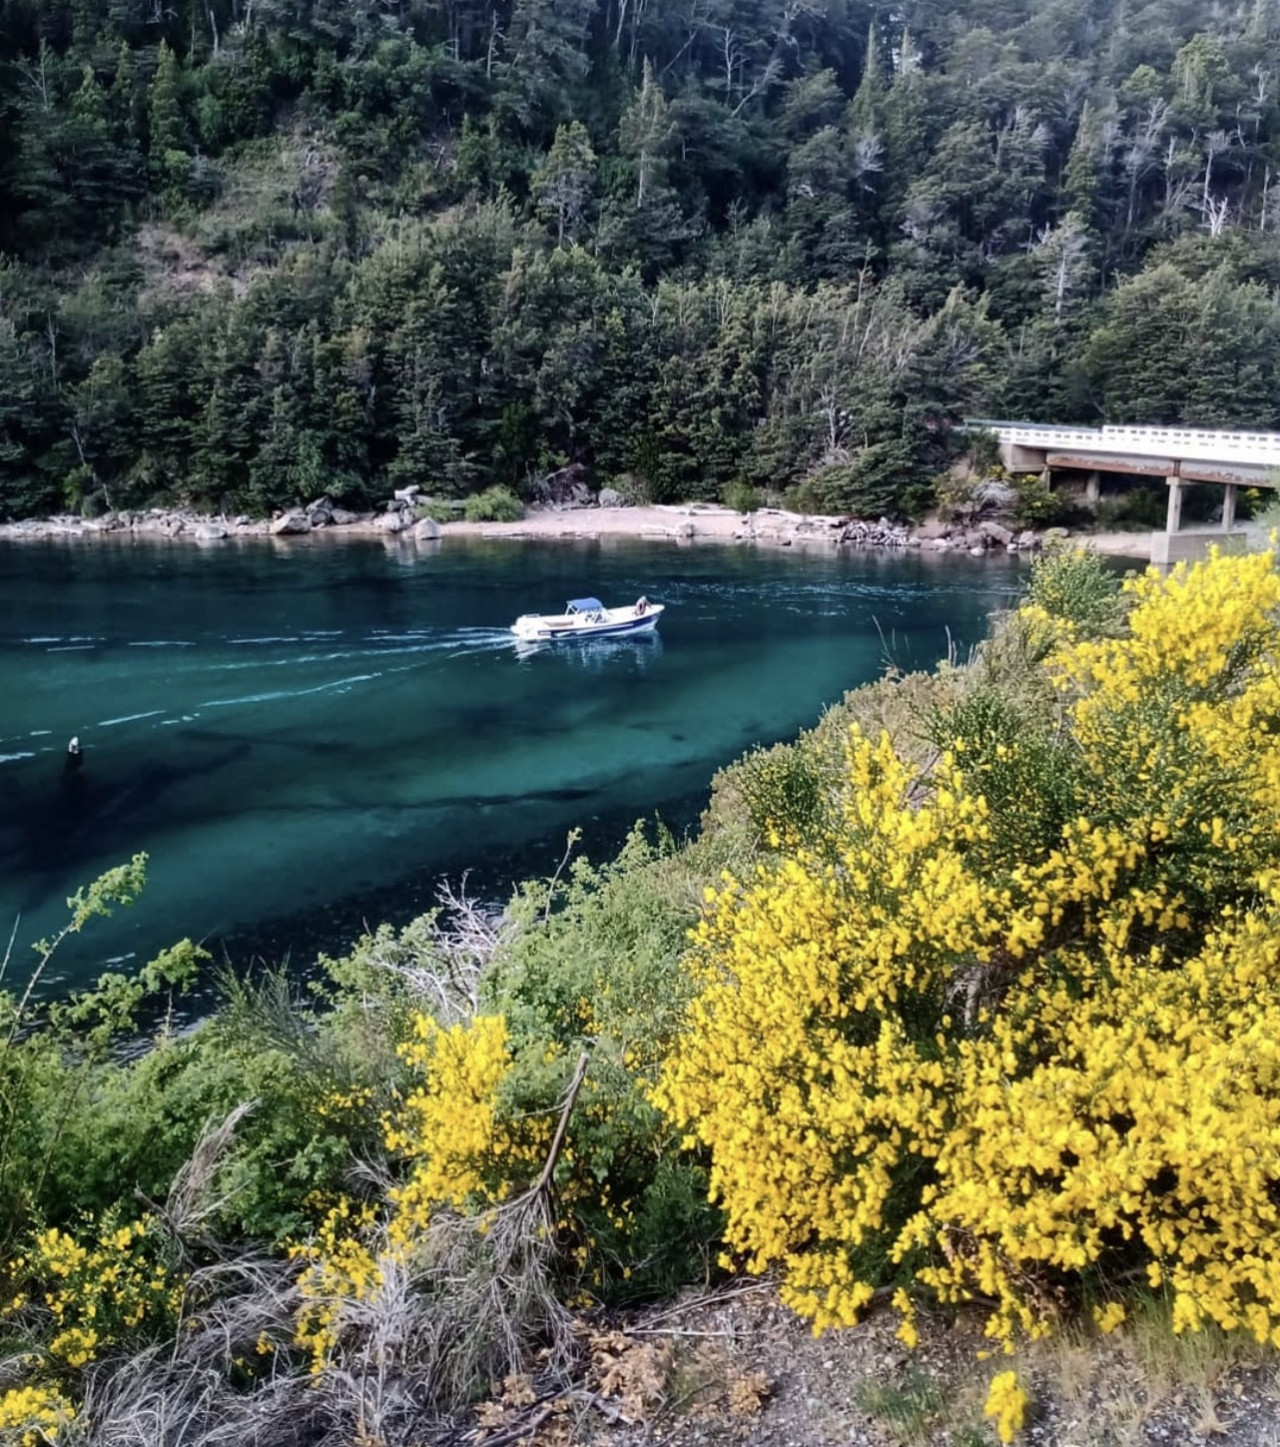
(16, 742), (252, 919)
(211, 788), (709, 986)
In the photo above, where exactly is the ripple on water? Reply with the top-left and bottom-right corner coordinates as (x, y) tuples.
(0, 537), (1027, 992)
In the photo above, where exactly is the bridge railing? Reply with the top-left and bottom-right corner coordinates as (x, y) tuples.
(1100, 425), (1280, 464)
(963, 419), (1280, 467)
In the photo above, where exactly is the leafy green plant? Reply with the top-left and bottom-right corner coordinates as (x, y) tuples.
(1026, 545), (1127, 637)
(463, 485), (524, 522)
(486, 823), (726, 1303)
(0, 856), (206, 1254)
(966, 427), (1002, 476)
(721, 479), (760, 513)
(731, 738), (839, 850)
(1010, 472), (1073, 528)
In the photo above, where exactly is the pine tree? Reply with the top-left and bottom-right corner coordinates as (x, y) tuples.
(619, 59), (673, 208)
(147, 40), (189, 203)
(532, 121), (597, 247)
(1063, 100), (1101, 232)
(847, 20), (886, 138)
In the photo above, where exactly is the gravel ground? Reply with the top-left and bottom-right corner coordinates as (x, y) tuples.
(461, 1281), (1280, 1447)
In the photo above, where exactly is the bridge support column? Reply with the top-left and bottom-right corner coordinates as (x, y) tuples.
(1085, 471), (1101, 506)
(1165, 476), (1184, 534)
(1222, 483), (1238, 532)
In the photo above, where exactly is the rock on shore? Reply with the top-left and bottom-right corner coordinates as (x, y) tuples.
(0, 498), (1133, 559)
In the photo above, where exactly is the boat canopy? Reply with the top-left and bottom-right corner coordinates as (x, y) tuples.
(566, 597), (604, 612)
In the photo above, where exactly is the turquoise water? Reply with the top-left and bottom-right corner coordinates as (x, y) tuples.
(0, 535), (1026, 991)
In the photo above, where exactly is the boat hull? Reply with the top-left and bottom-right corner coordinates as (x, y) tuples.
(511, 604), (664, 642)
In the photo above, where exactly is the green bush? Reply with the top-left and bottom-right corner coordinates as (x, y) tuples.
(965, 427), (1002, 476)
(730, 739), (838, 849)
(799, 441), (914, 519)
(463, 486), (525, 522)
(1010, 473), (1074, 527)
(721, 479), (761, 513)
(486, 823), (725, 1303)
(1027, 545), (1126, 637)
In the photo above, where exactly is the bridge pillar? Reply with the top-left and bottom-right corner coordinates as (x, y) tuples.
(1085, 471), (1101, 506)
(1165, 476), (1184, 534)
(1222, 483), (1238, 532)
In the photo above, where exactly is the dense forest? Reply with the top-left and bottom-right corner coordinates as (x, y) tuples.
(3, 0), (1280, 519)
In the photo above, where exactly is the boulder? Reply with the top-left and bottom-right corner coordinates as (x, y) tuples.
(413, 516), (441, 541)
(330, 508), (359, 526)
(1017, 530), (1041, 551)
(530, 462), (594, 508)
(979, 520), (1014, 547)
(376, 510), (408, 534)
(393, 485), (421, 503)
(598, 487), (624, 508)
(677, 521), (697, 539)
(270, 511), (311, 536)
(912, 519), (950, 542)
(193, 523), (228, 541)
(306, 496), (334, 526)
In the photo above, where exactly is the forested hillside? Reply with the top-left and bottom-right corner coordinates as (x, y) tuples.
(3, 0), (1280, 519)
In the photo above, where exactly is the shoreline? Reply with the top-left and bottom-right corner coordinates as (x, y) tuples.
(0, 501), (1156, 561)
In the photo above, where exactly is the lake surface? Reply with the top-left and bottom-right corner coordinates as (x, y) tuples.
(0, 535), (1026, 992)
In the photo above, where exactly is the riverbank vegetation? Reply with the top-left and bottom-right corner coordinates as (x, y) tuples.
(4, 1), (1280, 520)
(6, 546), (1280, 1444)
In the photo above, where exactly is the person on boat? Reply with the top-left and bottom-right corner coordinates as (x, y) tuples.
(64, 736), (84, 773)
(634, 596), (648, 616)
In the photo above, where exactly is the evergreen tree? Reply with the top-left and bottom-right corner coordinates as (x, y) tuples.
(147, 40), (190, 203)
(532, 120), (597, 247)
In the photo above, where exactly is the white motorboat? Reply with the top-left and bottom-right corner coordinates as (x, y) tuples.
(510, 595), (664, 642)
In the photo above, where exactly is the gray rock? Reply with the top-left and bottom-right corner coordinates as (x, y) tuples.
(193, 523), (228, 540)
(979, 520), (1014, 547)
(376, 511), (408, 534)
(677, 521), (697, 539)
(531, 462), (593, 507)
(393, 485), (421, 503)
(1017, 530), (1042, 551)
(270, 511), (311, 536)
(330, 508), (359, 526)
(413, 517), (441, 541)
(598, 487), (624, 508)
(912, 519), (949, 541)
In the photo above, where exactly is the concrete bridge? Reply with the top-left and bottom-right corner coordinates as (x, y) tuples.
(967, 420), (1280, 563)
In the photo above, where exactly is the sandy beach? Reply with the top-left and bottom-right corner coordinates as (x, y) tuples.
(0, 501), (1159, 561)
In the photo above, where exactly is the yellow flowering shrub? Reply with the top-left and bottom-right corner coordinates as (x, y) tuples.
(386, 1014), (550, 1242)
(289, 1014), (552, 1365)
(2, 1213), (180, 1369)
(0, 1383), (76, 1446)
(983, 1370), (1029, 1444)
(655, 549), (1280, 1348)
(289, 1197), (382, 1371)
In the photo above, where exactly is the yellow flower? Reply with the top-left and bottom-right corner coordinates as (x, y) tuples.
(984, 1370), (1029, 1444)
